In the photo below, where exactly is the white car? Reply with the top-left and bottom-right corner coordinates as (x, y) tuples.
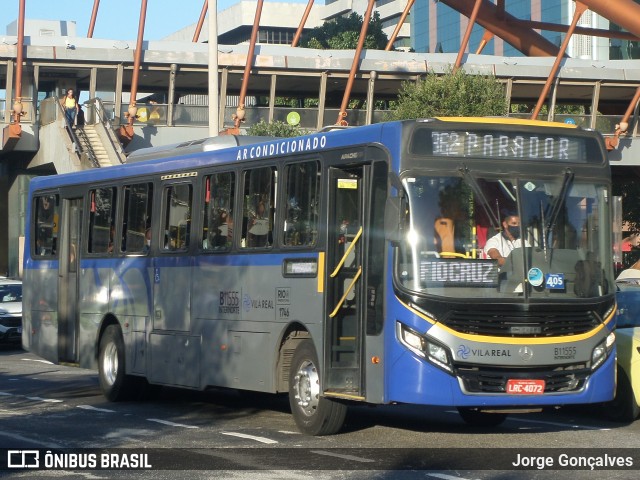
(0, 278), (22, 345)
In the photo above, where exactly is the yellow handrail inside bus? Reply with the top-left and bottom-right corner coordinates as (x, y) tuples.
(330, 226), (363, 278)
(439, 251), (470, 259)
(329, 266), (362, 318)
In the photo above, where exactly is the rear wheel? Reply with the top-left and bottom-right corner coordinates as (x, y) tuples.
(98, 325), (142, 401)
(458, 408), (507, 427)
(605, 368), (640, 422)
(289, 339), (347, 435)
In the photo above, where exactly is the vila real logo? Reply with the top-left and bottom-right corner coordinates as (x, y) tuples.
(457, 345), (512, 358)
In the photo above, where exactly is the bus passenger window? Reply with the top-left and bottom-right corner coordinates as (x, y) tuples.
(241, 166), (276, 249)
(202, 172), (235, 251)
(34, 195), (59, 257)
(122, 183), (153, 254)
(283, 161), (319, 247)
(88, 187), (116, 254)
(163, 183), (192, 251)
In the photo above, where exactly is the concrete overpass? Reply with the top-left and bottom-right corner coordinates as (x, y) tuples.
(0, 35), (639, 275)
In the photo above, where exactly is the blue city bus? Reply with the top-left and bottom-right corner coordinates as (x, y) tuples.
(22, 118), (616, 435)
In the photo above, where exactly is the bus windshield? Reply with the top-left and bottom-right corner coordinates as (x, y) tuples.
(397, 172), (613, 300)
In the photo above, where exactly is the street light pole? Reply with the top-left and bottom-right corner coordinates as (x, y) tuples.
(209, 0), (219, 136)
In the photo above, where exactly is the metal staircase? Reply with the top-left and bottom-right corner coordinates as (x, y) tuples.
(34, 96), (126, 173)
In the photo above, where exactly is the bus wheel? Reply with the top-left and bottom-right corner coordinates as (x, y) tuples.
(289, 339), (347, 436)
(98, 325), (139, 402)
(457, 408), (507, 427)
(604, 369), (640, 422)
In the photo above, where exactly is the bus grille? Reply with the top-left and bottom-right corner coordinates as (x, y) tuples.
(456, 364), (590, 394)
(441, 309), (600, 337)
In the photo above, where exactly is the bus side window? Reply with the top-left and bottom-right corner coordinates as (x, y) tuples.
(162, 183), (193, 251)
(88, 187), (116, 254)
(283, 160), (319, 247)
(34, 194), (59, 257)
(202, 172), (235, 251)
(241, 166), (276, 249)
(122, 183), (153, 254)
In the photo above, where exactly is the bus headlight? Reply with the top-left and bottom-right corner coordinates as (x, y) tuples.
(396, 321), (453, 373)
(591, 332), (615, 370)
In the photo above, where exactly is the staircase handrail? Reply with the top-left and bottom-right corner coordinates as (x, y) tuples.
(84, 97), (126, 164)
(56, 96), (101, 168)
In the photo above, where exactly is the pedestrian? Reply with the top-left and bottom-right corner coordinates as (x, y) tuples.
(63, 88), (79, 127)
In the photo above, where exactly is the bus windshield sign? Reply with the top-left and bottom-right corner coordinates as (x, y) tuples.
(414, 129), (592, 162)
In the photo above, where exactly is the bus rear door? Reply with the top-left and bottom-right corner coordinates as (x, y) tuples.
(58, 197), (83, 364)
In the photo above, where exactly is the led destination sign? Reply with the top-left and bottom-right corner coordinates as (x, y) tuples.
(431, 131), (583, 161)
(420, 259), (498, 288)
(410, 128), (596, 162)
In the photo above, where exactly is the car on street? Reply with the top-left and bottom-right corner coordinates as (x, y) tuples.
(606, 266), (640, 422)
(0, 277), (22, 346)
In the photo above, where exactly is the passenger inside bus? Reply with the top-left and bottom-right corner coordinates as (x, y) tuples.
(248, 201), (269, 247)
(212, 210), (232, 248)
(434, 217), (455, 256)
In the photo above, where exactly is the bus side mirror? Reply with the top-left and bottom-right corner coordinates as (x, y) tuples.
(384, 197), (402, 245)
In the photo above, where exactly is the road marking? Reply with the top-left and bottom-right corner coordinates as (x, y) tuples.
(147, 418), (199, 429)
(221, 432), (278, 444)
(311, 450), (375, 463)
(77, 405), (115, 413)
(508, 416), (610, 431)
(427, 474), (476, 480)
(25, 396), (63, 403)
(0, 430), (65, 449)
(21, 358), (54, 365)
(445, 410), (608, 431)
(0, 392), (13, 396)
(277, 430), (301, 434)
(0, 409), (18, 415)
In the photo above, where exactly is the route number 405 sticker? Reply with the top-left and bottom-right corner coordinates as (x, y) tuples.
(545, 273), (565, 290)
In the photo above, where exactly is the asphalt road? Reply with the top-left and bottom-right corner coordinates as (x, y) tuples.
(1, 345), (639, 479)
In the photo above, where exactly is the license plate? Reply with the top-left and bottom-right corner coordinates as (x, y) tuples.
(506, 379), (545, 394)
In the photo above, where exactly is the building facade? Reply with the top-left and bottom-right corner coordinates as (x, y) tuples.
(410, 0), (637, 60)
(165, 0), (411, 50)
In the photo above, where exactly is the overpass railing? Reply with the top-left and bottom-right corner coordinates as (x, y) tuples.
(94, 100), (637, 138)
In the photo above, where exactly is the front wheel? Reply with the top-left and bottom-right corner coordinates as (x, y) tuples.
(288, 339), (347, 435)
(458, 408), (507, 427)
(98, 324), (141, 401)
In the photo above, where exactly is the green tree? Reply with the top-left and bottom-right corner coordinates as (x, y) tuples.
(386, 68), (508, 120)
(247, 120), (307, 138)
(613, 177), (640, 232)
(301, 12), (388, 50)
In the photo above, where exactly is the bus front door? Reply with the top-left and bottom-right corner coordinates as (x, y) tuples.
(58, 197), (82, 364)
(324, 166), (366, 396)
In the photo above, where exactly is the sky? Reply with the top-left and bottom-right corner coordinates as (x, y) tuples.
(1, 0), (279, 41)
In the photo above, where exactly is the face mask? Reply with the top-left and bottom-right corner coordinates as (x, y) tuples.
(507, 225), (520, 240)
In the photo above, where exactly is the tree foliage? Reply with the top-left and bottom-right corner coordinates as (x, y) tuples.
(301, 12), (388, 50)
(613, 176), (640, 232)
(247, 120), (307, 138)
(386, 68), (508, 120)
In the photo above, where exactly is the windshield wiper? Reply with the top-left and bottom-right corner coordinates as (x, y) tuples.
(458, 166), (501, 231)
(545, 168), (574, 248)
